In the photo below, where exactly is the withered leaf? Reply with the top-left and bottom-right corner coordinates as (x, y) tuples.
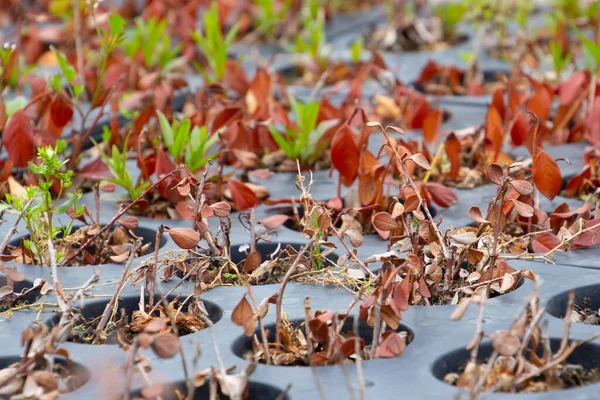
(118, 216), (139, 230)
(151, 333), (181, 358)
(372, 212), (398, 232)
(231, 294), (255, 336)
(491, 330), (520, 356)
(245, 250), (262, 273)
(167, 228), (201, 250)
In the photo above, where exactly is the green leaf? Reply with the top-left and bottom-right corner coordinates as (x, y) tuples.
(55, 193), (81, 214)
(268, 125), (294, 158)
(108, 14), (126, 36)
(157, 110), (174, 150)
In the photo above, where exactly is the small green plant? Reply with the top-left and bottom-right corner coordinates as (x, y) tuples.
(96, 135), (149, 201)
(433, 2), (467, 41)
(191, 2), (239, 83)
(290, 7), (328, 69)
(0, 143), (82, 265)
(268, 97), (324, 165)
(157, 110), (219, 172)
(575, 27), (600, 73)
(122, 17), (181, 71)
(253, 0), (291, 36)
(350, 36), (364, 64)
(549, 40), (572, 77)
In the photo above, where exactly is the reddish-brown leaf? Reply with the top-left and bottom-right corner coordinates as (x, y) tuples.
(49, 94), (73, 127)
(510, 111), (529, 146)
(261, 214), (290, 230)
(245, 250), (262, 273)
(151, 333), (180, 359)
(228, 179), (259, 210)
(468, 207), (488, 224)
(531, 233), (561, 253)
(3, 110), (35, 167)
(425, 183), (457, 208)
(573, 218), (600, 248)
(372, 212), (398, 231)
(527, 87), (551, 122)
(341, 337), (365, 358)
(209, 201), (231, 217)
(444, 133), (461, 179)
(509, 180), (533, 196)
(585, 97), (600, 144)
(155, 148), (179, 202)
(331, 124), (360, 186)
(487, 163), (504, 185)
(533, 148), (561, 200)
(231, 294), (255, 336)
(422, 109), (442, 144)
(491, 330), (520, 356)
(118, 216), (139, 230)
(375, 332), (406, 358)
(511, 199), (534, 217)
(558, 70), (587, 106)
(486, 106), (503, 160)
(167, 228), (200, 249)
(408, 153), (431, 170)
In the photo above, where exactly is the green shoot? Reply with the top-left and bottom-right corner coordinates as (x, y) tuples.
(350, 37), (364, 64)
(253, 0), (291, 36)
(191, 2), (239, 83)
(156, 110), (219, 171)
(549, 40), (572, 76)
(95, 135), (150, 201)
(433, 2), (467, 41)
(290, 7), (328, 69)
(268, 97), (324, 165)
(0, 143), (82, 265)
(122, 17), (181, 70)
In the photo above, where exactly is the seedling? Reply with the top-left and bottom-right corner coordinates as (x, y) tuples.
(122, 17), (182, 71)
(157, 110), (219, 172)
(268, 97), (323, 166)
(191, 2), (239, 83)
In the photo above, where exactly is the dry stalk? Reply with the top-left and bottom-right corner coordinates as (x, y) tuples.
(93, 241), (142, 340)
(61, 169), (180, 265)
(275, 235), (318, 344)
(246, 284), (271, 365)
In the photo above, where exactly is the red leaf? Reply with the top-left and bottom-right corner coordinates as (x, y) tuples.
(331, 124), (360, 186)
(425, 183), (457, 208)
(486, 105), (503, 160)
(444, 133), (461, 179)
(422, 109), (442, 144)
(261, 214), (290, 230)
(532, 148), (562, 200)
(3, 110), (35, 167)
(586, 97), (600, 145)
(155, 148), (180, 202)
(491, 88), (506, 119)
(573, 218), (600, 248)
(531, 233), (561, 253)
(228, 179), (259, 210)
(375, 332), (406, 358)
(49, 94), (73, 127)
(77, 158), (112, 181)
(558, 70), (587, 107)
(527, 87), (551, 122)
(510, 111), (529, 146)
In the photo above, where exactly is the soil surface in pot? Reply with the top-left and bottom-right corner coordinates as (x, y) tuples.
(131, 380), (288, 400)
(169, 242), (339, 286)
(0, 356), (90, 397)
(232, 317), (413, 366)
(547, 284), (600, 326)
(7, 225), (162, 267)
(435, 339), (600, 393)
(364, 20), (468, 52)
(52, 295), (221, 345)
